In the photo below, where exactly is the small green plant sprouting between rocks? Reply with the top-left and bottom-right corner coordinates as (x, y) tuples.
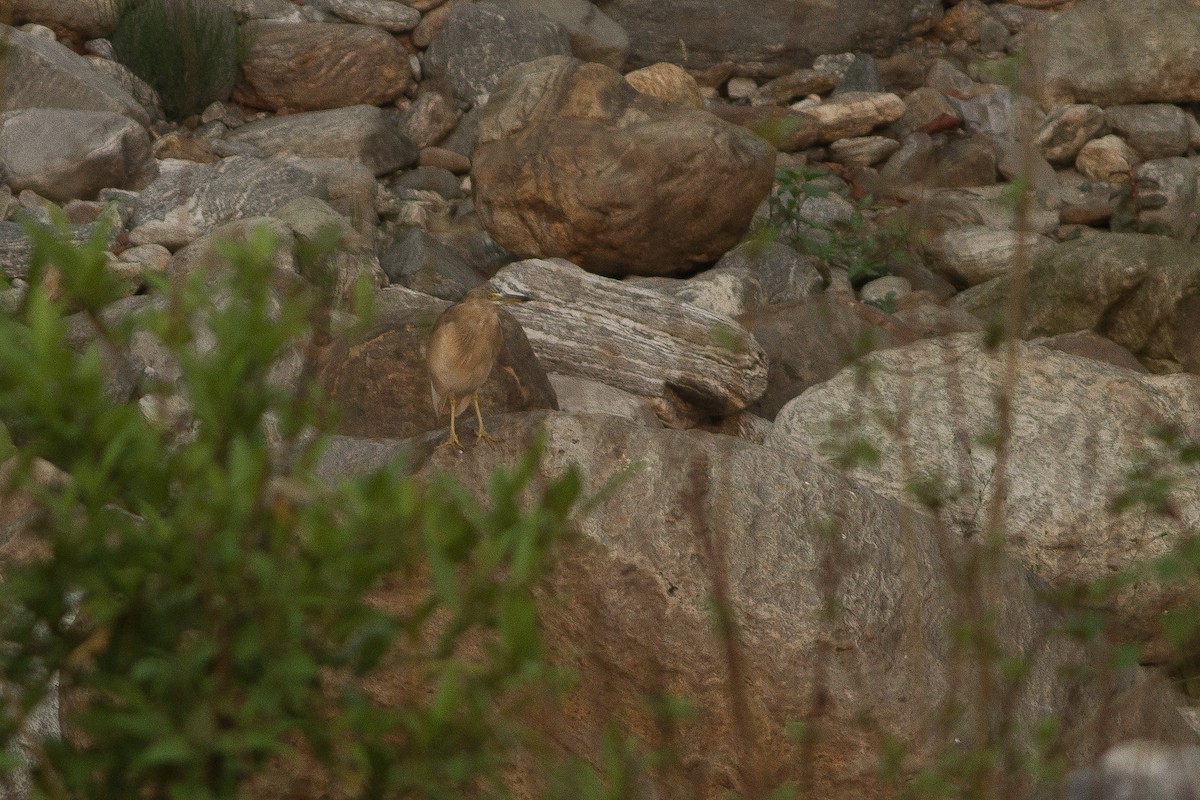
(110, 0), (251, 121)
(762, 165), (916, 287)
(0, 219), (583, 799)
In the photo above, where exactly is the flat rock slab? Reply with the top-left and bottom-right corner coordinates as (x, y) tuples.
(130, 156), (328, 249)
(0, 108), (157, 202)
(224, 105), (418, 177)
(473, 55), (775, 277)
(0, 221), (102, 279)
(322, 0), (420, 31)
(773, 333), (1200, 651)
(1, 24), (149, 126)
(233, 20), (411, 111)
(488, 258), (767, 427)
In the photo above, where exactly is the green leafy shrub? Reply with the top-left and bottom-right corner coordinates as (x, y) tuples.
(0, 220), (581, 798)
(762, 165), (917, 287)
(110, 0), (250, 121)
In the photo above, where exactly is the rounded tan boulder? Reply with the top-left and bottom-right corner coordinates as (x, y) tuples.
(472, 55), (775, 277)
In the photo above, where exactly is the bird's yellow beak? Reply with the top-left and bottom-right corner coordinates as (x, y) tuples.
(489, 291), (531, 305)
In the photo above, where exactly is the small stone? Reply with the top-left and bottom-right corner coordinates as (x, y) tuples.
(724, 77), (756, 101)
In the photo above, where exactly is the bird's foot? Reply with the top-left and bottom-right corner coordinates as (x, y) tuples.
(474, 429), (500, 445)
(436, 431), (465, 451)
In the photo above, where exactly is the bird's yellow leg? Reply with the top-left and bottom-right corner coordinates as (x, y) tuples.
(436, 393), (465, 451)
(473, 391), (499, 444)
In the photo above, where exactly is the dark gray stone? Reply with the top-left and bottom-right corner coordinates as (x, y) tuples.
(379, 227), (483, 300)
(423, 1), (573, 108)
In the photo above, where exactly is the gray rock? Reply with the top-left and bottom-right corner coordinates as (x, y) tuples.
(1035, 104), (1106, 165)
(953, 87), (1043, 141)
(925, 225), (1055, 287)
(1104, 103), (1191, 161)
(491, 0), (630, 70)
(0, 220), (103, 278)
(423, 1), (573, 108)
(880, 131), (935, 186)
(379, 226), (482, 299)
(1056, 169), (1121, 226)
(0, 108), (156, 202)
(131, 156), (328, 249)
(546, 373), (660, 426)
(1024, 0), (1200, 108)
(832, 54), (883, 95)
(1130, 157), (1198, 240)
(859, 274), (911, 306)
(224, 105), (417, 177)
(397, 89), (462, 150)
(320, 0), (420, 31)
(233, 20), (411, 111)
(633, 263), (763, 319)
(890, 86), (960, 137)
(437, 105), (484, 158)
(12, 0), (113, 39)
(281, 157), (379, 230)
(488, 258), (767, 427)
(743, 295), (916, 418)
(925, 58), (977, 96)
(390, 166), (464, 200)
(773, 332), (1200, 649)
(84, 56), (164, 123)
(1068, 741), (1200, 800)
(597, 0), (926, 77)
(713, 240), (824, 306)
(929, 134), (997, 187)
(829, 136), (901, 167)
(1, 24), (148, 126)
(952, 233), (1200, 372)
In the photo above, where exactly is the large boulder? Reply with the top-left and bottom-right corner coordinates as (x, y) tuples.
(473, 56), (775, 277)
(1023, 0), (1200, 108)
(0, 108), (156, 202)
(423, 1), (574, 108)
(952, 233), (1200, 372)
(0, 24), (149, 126)
(593, 0), (927, 77)
(773, 334), (1200, 652)
(317, 412), (1196, 800)
(233, 21), (411, 111)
